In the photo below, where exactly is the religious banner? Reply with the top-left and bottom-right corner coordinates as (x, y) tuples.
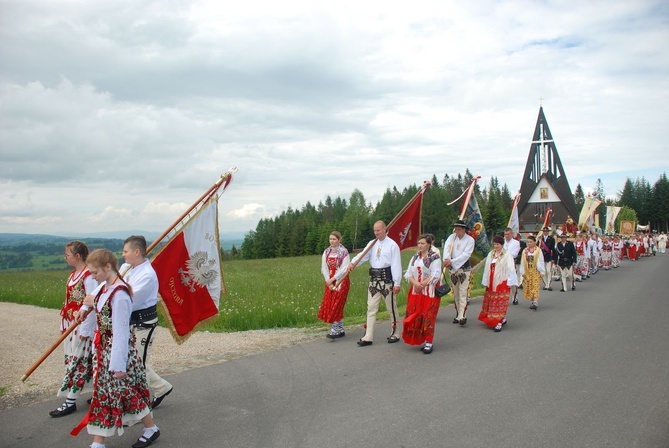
(507, 193), (521, 238)
(386, 182), (430, 250)
(620, 220), (635, 235)
(605, 206), (622, 235)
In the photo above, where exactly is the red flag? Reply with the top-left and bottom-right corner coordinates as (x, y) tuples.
(386, 182), (430, 250)
(151, 192), (226, 343)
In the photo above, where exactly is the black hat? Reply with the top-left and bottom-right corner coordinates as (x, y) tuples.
(542, 226), (551, 231)
(559, 233), (568, 238)
(454, 219), (468, 229)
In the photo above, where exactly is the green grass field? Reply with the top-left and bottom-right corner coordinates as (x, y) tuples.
(0, 253), (484, 332)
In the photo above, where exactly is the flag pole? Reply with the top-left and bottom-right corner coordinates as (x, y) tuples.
(386, 181), (431, 230)
(21, 282), (106, 382)
(146, 168), (236, 256)
(20, 169), (236, 382)
(459, 176), (481, 220)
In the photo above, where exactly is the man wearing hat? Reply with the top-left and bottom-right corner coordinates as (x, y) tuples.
(554, 233), (577, 292)
(443, 220), (475, 325)
(539, 226), (556, 290)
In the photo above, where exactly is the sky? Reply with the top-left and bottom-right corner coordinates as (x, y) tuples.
(1, 0), (668, 239)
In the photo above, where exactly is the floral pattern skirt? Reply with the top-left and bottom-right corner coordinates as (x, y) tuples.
(86, 336), (152, 437)
(402, 290), (441, 345)
(57, 320), (94, 398)
(478, 281), (510, 328)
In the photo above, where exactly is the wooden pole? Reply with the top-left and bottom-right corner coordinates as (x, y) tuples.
(386, 181), (430, 230)
(459, 176), (481, 220)
(20, 169), (236, 382)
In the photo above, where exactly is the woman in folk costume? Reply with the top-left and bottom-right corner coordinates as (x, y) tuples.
(601, 236), (613, 270)
(627, 235), (637, 261)
(402, 234), (442, 353)
(71, 249), (160, 448)
(318, 231), (351, 339)
(50, 241), (98, 418)
(610, 235), (622, 268)
(573, 233), (587, 282)
(520, 235), (546, 310)
(479, 235), (518, 332)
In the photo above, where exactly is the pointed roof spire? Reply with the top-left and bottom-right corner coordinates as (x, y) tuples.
(517, 107), (579, 231)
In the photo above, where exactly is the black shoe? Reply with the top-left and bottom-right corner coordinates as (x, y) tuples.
(357, 339), (373, 346)
(49, 403), (76, 417)
(387, 335), (400, 343)
(421, 345), (433, 354)
(86, 397), (92, 404)
(502, 319), (507, 326)
(561, 289), (566, 292)
(152, 387), (173, 409)
(572, 285), (576, 291)
(494, 324), (503, 332)
(326, 331), (345, 339)
(512, 296), (518, 305)
(548, 287), (553, 291)
(132, 430), (161, 448)
(452, 318), (460, 324)
(459, 318), (467, 326)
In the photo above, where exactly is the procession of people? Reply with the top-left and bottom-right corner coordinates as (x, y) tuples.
(41, 220), (664, 448)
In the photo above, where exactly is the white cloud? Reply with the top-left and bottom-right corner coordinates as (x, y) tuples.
(0, 0), (668, 237)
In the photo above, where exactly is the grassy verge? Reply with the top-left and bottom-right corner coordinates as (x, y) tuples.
(0, 253), (485, 332)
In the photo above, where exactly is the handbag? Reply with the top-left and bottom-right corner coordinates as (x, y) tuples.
(435, 283), (451, 298)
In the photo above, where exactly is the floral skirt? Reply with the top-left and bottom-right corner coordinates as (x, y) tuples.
(86, 336), (152, 437)
(317, 278), (350, 323)
(402, 290), (441, 345)
(523, 269), (542, 300)
(57, 320), (94, 398)
(478, 282), (510, 328)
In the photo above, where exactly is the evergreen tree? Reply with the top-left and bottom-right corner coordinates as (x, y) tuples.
(574, 184), (585, 210)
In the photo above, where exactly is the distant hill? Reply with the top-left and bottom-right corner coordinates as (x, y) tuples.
(0, 233), (244, 251)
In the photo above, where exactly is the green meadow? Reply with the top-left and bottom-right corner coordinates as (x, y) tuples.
(0, 253), (484, 332)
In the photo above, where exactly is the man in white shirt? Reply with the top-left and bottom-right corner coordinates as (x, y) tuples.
(122, 235), (173, 409)
(443, 220), (475, 325)
(503, 227), (521, 304)
(348, 221), (402, 346)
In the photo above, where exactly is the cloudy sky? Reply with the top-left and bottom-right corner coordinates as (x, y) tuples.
(1, 0), (668, 238)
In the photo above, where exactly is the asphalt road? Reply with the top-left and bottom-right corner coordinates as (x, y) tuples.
(2, 254), (668, 448)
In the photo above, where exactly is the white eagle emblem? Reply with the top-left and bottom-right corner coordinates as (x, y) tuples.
(399, 223), (412, 245)
(178, 251), (218, 292)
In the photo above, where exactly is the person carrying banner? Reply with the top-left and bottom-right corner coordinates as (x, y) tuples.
(443, 219), (475, 325)
(347, 221), (402, 346)
(503, 227), (521, 304)
(121, 235), (173, 409)
(318, 231), (351, 339)
(520, 235), (546, 310)
(539, 227), (555, 290)
(479, 235), (518, 332)
(74, 249), (160, 448)
(402, 234), (442, 353)
(554, 233), (577, 291)
(50, 241), (98, 418)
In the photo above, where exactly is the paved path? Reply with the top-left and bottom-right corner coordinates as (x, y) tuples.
(2, 254), (668, 448)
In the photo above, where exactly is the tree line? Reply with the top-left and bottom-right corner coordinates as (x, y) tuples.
(237, 171), (667, 260)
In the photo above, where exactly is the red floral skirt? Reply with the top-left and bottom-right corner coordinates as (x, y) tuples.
(317, 278), (350, 323)
(402, 289), (441, 345)
(478, 281), (510, 328)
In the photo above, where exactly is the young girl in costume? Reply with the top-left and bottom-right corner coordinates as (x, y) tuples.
(50, 241), (97, 418)
(72, 249), (160, 448)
